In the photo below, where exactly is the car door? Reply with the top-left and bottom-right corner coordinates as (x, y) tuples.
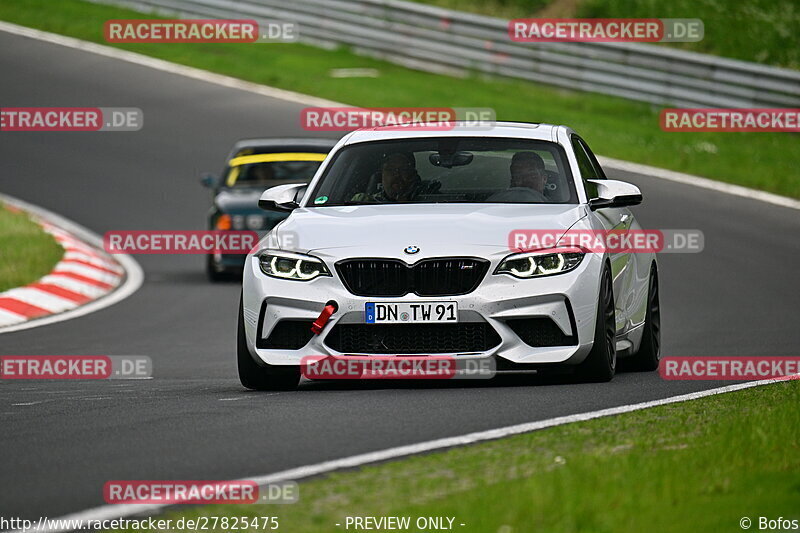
(571, 135), (634, 335)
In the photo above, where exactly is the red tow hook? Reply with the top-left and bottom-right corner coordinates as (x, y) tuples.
(311, 301), (338, 335)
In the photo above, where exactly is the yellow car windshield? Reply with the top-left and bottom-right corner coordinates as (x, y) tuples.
(226, 152), (327, 187)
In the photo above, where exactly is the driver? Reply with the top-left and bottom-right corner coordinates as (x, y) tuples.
(488, 151), (550, 203)
(351, 152), (423, 202)
(247, 163), (275, 184)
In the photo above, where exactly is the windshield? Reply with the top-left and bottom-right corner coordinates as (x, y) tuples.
(224, 152), (327, 188)
(308, 137), (577, 206)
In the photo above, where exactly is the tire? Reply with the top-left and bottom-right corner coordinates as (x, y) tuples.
(237, 295), (300, 391)
(627, 264), (661, 371)
(577, 264), (616, 382)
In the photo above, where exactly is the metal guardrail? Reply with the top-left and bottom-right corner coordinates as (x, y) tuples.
(94, 0), (800, 108)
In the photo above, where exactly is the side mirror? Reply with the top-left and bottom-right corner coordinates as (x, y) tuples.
(258, 183), (307, 212)
(587, 179), (642, 210)
(200, 173), (220, 188)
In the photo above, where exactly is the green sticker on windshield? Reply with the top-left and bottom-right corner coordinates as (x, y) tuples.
(314, 196), (328, 204)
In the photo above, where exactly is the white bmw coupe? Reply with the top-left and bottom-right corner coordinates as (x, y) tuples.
(238, 122), (660, 390)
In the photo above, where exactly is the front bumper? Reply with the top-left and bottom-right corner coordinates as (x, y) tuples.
(242, 252), (604, 366)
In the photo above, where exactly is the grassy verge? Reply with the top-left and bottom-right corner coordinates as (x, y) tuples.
(408, 0), (554, 21)
(1, 0), (798, 198)
(412, 0), (800, 69)
(0, 203), (64, 292)
(116, 380), (800, 533)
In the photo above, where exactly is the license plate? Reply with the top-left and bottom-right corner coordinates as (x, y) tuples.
(365, 302), (458, 324)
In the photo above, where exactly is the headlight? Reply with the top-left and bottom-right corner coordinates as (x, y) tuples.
(495, 249), (584, 278)
(258, 251), (331, 281)
(215, 214), (232, 230)
(245, 215), (264, 230)
(231, 215), (246, 230)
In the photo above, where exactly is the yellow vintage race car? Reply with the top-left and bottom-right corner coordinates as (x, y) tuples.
(200, 138), (337, 281)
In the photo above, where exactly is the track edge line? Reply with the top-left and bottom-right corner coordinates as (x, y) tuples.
(0, 20), (797, 211)
(14, 376), (795, 533)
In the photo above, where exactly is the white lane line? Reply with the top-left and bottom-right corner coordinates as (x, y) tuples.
(0, 19), (796, 530)
(0, 20), (341, 108)
(14, 377), (793, 533)
(598, 156), (800, 211)
(0, 20), (797, 211)
(0, 193), (144, 334)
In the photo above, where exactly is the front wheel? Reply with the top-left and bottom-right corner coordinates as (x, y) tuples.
(237, 295), (300, 391)
(576, 265), (616, 382)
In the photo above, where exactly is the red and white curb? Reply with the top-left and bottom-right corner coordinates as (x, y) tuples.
(0, 193), (143, 334)
(0, 222), (122, 326)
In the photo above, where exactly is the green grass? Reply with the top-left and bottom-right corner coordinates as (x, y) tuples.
(579, 0), (800, 68)
(0, 203), (64, 292)
(408, 0), (554, 20)
(412, 0), (800, 69)
(1, 0), (798, 198)
(113, 380), (800, 533)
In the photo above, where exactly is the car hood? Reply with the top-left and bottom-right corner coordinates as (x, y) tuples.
(270, 203), (587, 260)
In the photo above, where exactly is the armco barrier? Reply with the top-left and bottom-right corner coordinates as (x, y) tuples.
(91, 0), (800, 108)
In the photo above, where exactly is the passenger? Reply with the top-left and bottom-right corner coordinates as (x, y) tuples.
(488, 151), (549, 203)
(248, 163), (275, 184)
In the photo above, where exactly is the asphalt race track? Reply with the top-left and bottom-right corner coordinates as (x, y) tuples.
(1, 30), (799, 519)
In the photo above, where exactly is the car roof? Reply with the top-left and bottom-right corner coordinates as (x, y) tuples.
(342, 122), (562, 145)
(227, 137), (339, 159)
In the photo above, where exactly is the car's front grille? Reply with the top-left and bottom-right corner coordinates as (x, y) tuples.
(257, 319), (315, 349)
(325, 322), (501, 354)
(505, 317), (577, 347)
(337, 260), (408, 297)
(336, 258), (488, 297)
